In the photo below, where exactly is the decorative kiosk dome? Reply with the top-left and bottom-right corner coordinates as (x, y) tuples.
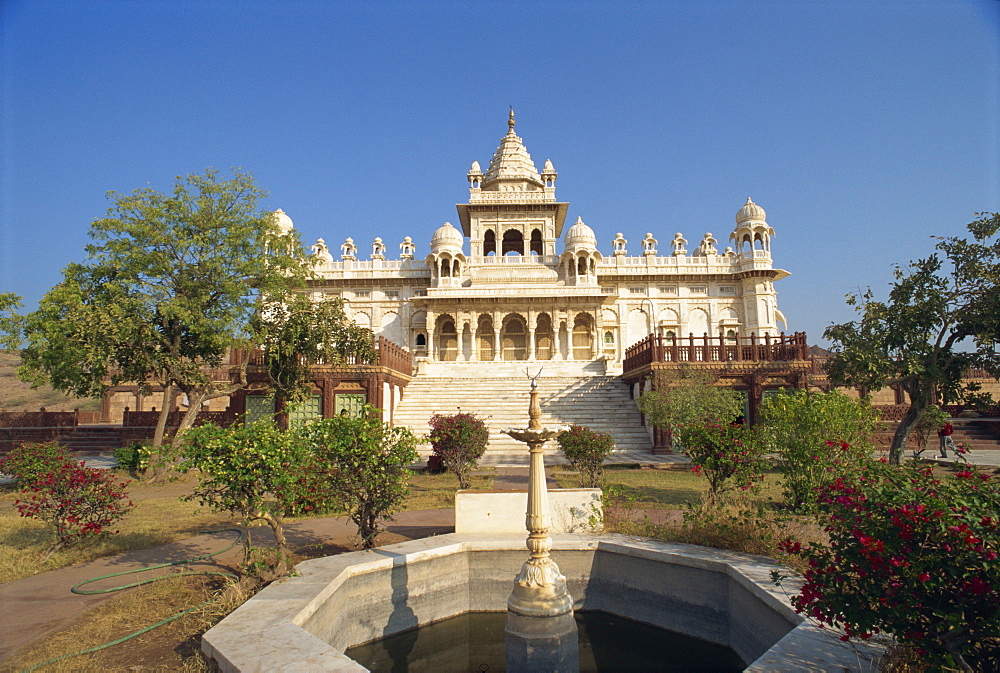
(430, 222), (464, 253)
(271, 208), (294, 233)
(563, 216), (597, 252)
(735, 197), (767, 224)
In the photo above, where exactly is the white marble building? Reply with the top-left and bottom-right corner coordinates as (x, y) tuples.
(285, 111), (789, 375)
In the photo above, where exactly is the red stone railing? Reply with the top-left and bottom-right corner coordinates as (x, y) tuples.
(0, 408), (100, 428)
(122, 408), (240, 428)
(234, 335), (412, 376)
(623, 332), (810, 374)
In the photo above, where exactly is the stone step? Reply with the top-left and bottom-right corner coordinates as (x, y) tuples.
(394, 374), (652, 453)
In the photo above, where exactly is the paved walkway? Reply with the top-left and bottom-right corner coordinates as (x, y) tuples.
(0, 508), (454, 664)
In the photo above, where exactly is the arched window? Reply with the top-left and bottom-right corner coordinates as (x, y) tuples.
(535, 313), (554, 360)
(477, 315), (495, 361)
(437, 317), (458, 361)
(529, 229), (543, 255)
(572, 314), (593, 360)
(416, 333), (426, 346)
(501, 315), (528, 360)
(502, 229), (524, 256)
(484, 229), (496, 256)
(604, 331), (615, 344)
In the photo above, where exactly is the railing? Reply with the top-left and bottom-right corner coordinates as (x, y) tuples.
(122, 409), (240, 428)
(0, 409), (98, 428)
(623, 332), (810, 373)
(235, 336), (412, 376)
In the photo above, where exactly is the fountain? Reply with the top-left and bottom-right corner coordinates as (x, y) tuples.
(200, 378), (882, 672)
(500, 369), (577, 672)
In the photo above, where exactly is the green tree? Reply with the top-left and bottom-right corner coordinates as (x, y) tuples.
(427, 411), (490, 489)
(758, 388), (879, 510)
(19, 169), (311, 463)
(557, 425), (615, 488)
(824, 212), (1000, 465)
(181, 420), (323, 577)
(0, 293), (22, 350)
(298, 408), (419, 548)
(254, 293), (376, 421)
(637, 368), (744, 450)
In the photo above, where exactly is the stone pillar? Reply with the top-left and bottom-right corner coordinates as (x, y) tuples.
(470, 327), (478, 362)
(427, 328), (436, 362)
(527, 313), (537, 362)
(494, 315), (503, 361)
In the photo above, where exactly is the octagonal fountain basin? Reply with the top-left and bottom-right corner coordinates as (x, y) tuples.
(202, 534), (881, 672)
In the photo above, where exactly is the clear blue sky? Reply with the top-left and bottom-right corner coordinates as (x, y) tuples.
(2, 0), (997, 345)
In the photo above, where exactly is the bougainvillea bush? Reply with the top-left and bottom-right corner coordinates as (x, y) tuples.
(681, 421), (767, 502)
(782, 456), (1000, 671)
(427, 411), (489, 489)
(0, 441), (72, 485)
(557, 425), (616, 487)
(10, 458), (134, 559)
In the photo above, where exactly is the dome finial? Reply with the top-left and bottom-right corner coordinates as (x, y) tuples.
(508, 107), (515, 133)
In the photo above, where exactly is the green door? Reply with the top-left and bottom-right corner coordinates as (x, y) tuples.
(335, 393), (366, 418)
(288, 395), (322, 429)
(245, 395), (275, 424)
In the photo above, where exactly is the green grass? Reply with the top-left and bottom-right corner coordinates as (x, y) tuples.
(402, 469), (494, 510)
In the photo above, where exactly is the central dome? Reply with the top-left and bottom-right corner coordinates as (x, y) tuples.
(735, 197), (767, 224)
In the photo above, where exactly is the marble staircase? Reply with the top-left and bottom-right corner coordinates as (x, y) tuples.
(392, 373), (653, 458)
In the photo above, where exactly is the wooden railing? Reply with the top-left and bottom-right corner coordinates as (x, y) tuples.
(623, 332), (810, 373)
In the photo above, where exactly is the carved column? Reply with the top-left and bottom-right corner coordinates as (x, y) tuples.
(494, 313), (503, 361)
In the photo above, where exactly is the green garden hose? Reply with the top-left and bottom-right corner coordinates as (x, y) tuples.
(20, 528), (245, 672)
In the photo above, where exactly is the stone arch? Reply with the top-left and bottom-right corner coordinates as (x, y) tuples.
(687, 308), (709, 337)
(502, 229), (523, 256)
(484, 229), (496, 256)
(379, 311), (402, 346)
(501, 313), (528, 361)
(535, 312), (554, 360)
(529, 228), (543, 255)
(353, 311), (371, 329)
(572, 313), (594, 360)
(626, 309), (649, 348)
(720, 307), (739, 322)
(477, 314), (495, 361)
(436, 314), (458, 361)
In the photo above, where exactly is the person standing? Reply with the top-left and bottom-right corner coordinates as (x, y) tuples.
(938, 421), (955, 458)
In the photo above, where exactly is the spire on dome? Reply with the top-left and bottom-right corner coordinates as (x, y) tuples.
(480, 109), (543, 191)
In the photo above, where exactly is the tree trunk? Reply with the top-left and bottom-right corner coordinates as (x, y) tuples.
(151, 382), (174, 450)
(148, 384), (175, 482)
(260, 510), (289, 576)
(890, 391), (928, 465)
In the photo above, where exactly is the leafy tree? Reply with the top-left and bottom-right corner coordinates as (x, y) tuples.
(254, 293), (376, 418)
(0, 293), (22, 350)
(637, 368), (743, 450)
(557, 425), (615, 488)
(427, 411), (490, 489)
(757, 389), (878, 510)
(298, 408), (419, 548)
(181, 420), (324, 577)
(824, 212), (1000, 465)
(19, 169), (311, 466)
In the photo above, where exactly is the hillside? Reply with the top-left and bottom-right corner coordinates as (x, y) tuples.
(0, 352), (102, 412)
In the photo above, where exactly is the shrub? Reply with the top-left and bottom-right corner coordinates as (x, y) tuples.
(112, 442), (150, 476)
(12, 459), (134, 559)
(427, 411), (489, 489)
(912, 404), (948, 459)
(557, 425), (615, 487)
(181, 420), (326, 577)
(681, 421), (767, 503)
(757, 389), (879, 511)
(784, 456), (1000, 670)
(0, 441), (71, 485)
(298, 406), (419, 548)
(637, 368), (744, 451)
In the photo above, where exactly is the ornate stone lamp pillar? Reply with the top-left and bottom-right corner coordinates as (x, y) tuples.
(502, 371), (578, 672)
